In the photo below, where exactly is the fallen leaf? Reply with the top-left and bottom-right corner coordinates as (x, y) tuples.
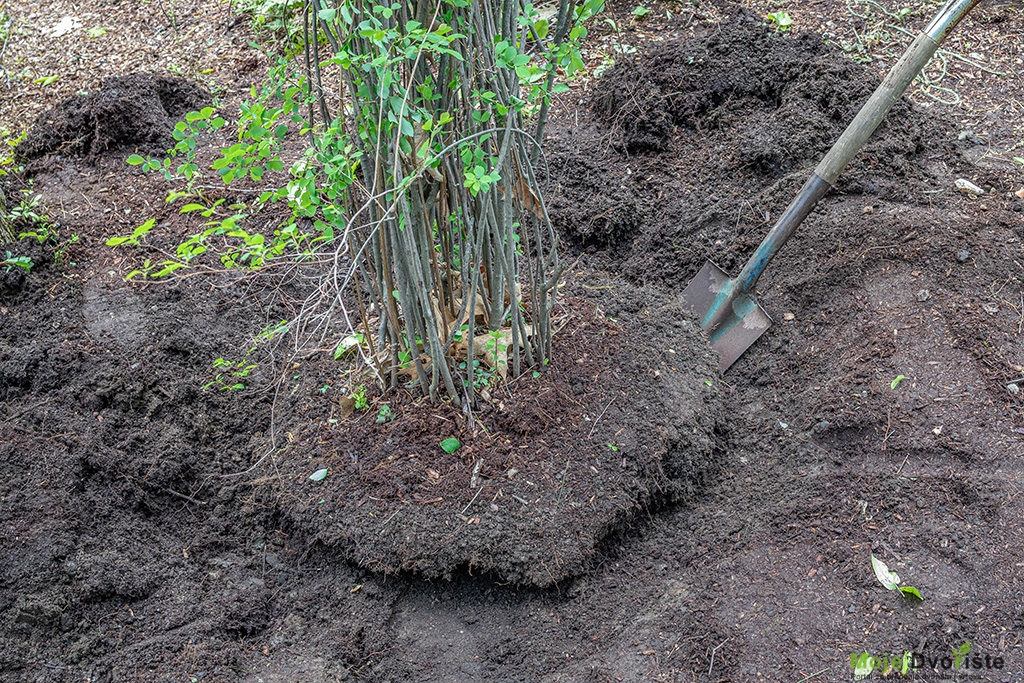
(338, 396), (355, 418)
(48, 16), (81, 37)
(871, 554), (900, 591)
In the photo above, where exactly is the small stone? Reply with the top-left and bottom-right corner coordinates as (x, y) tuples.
(954, 178), (984, 196)
(957, 130), (984, 145)
(862, 205), (874, 215)
(956, 248), (970, 263)
(812, 420), (831, 434)
(916, 289), (930, 302)
(1008, 383), (1020, 396)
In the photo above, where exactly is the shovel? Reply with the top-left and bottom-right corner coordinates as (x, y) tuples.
(682, 0), (980, 372)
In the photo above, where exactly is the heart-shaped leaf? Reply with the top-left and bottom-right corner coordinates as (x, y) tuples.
(871, 554), (900, 591)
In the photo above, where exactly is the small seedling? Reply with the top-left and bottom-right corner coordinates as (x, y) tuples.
(350, 385), (368, 410)
(871, 554), (923, 600)
(440, 437), (460, 454)
(86, 26), (108, 37)
(106, 218), (156, 247)
(376, 404), (395, 423)
(766, 11), (793, 31)
(318, 384), (331, 395)
(458, 359), (493, 390)
(10, 191), (52, 232)
(33, 75), (60, 87)
(256, 320), (289, 342)
(606, 443), (619, 452)
(54, 233), (79, 266)
(631, 4), (650, 17)
(890, 374), (906, 389)
(204, 356), (256, 391)
(2, 251), (33, 273)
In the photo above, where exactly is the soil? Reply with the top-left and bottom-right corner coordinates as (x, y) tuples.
(272, 293), (725, 586)
(15, 74), (211, 161)
(2, 3), (1024, 683)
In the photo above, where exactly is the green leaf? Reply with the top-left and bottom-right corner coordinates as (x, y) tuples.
(334, 333), (365, 359)
(126, 154), (146, 166)
(133, 218), (156, 237)
(871, 554), (900, 591)
(890, 374), (905, 389)
(766, 10), (793, 30)
(440, 437), (460, 454)
(317, 7), (337, 21)
(899, 585), (923, 601)
(534, 18), (549, 38)
(3, 253), (34, 273)
(309, 468), (329, 482)
(33, 75), (60, 86)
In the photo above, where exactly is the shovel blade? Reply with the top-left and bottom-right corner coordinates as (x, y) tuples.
(681, 261), (773, 372)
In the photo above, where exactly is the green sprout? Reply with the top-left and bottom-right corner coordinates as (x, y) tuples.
(766, 11), (793, 31)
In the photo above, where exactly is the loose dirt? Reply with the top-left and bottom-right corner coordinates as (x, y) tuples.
(2, 3), (1023, 682)
(15, 74), (211, 161)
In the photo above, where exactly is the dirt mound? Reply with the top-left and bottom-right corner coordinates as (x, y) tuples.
(546, 8), (1024, 516)
(272, 288), (726, 587)
(592, 12), (934, 170)
(15, 74), (210, 160)
(550, 15), (968, 278)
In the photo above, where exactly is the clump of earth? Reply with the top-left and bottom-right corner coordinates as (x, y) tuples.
(15, 73), (210, 160)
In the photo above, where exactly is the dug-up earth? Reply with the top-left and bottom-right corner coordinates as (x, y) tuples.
(2, 0), (1024, 681)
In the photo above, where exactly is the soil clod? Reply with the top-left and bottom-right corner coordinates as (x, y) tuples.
(15, 73), (210, 161)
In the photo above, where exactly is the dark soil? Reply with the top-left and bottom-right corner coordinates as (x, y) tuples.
(273, 291), (724, 586)
(2, 9), (1024, 683)
(14, 74), (210, 161)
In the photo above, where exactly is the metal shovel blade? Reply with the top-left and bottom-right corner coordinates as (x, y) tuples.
(682, 261), (772, 372)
